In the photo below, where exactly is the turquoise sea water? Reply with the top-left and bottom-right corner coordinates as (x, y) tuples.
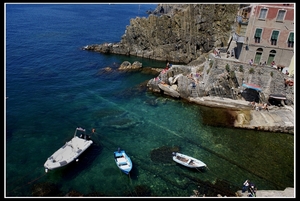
(5, 3), (294, 197)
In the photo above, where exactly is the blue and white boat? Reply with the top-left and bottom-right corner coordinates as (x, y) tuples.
(113, 148), (132, 175)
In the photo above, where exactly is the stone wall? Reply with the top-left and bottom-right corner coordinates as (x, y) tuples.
(205, 54), (294, 104)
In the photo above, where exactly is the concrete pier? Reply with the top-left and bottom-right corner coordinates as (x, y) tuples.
(189, 96), (294, 134)
(236, 187), (294, 197)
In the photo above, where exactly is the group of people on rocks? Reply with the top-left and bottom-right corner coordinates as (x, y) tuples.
(166, 62), (172, 70)
(284, 78), (294, 87)
(248, 59), (283, 69)
(250, 101), (269, 111)
(242, 180), (257, 197)
(154, 62), (172, 84)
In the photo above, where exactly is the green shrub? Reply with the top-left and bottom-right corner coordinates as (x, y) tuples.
(225, 64), (230, 72)
(239, 65), (244, 72)
(270, 71), (273, 77)
(230, 70), (235, 78)
(249, 68), (255, 74)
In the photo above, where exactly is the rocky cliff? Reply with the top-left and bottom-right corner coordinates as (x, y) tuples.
(84, 4), (239, 64)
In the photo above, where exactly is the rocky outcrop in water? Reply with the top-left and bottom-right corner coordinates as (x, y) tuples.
(118, 61), (142, 70)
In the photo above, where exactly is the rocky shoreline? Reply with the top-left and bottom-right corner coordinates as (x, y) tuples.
(97, 54), (294, 134)
(145, 56), (294, 134)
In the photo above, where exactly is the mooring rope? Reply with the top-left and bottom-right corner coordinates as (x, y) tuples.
(127, 173), (138, 196)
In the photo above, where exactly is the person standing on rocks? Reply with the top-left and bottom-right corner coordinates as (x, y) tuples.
(242, 180), (250, 193)
(166, 62), (170, 68)
(249, 59), (254, 65)
(248, 182), (257, 197)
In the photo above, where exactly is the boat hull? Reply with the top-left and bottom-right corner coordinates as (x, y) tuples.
(114, 149), (132, 175)
(172, 152), (206, 169)
(44, 135), (93, 172)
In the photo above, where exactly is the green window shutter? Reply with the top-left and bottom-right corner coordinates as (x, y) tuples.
(288, 32), (294, 42)
(255, 29), (262, 37)
(271, 30), (279, 40)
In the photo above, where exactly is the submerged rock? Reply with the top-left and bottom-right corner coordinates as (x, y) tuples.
(150, 146), (180, 163)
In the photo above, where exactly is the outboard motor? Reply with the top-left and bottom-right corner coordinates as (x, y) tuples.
(118, 147), (121, 153)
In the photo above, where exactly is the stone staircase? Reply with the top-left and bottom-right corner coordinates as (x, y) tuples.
(191, 87), (198, 97)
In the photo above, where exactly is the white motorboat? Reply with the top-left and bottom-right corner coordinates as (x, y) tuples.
(172, 152), (207, 169)
(44, 127), (93, 172)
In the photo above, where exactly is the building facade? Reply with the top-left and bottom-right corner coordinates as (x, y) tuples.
(230, 3), (294, 70)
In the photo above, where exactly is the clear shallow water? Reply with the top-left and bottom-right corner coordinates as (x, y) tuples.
(5, 3), (294, 197)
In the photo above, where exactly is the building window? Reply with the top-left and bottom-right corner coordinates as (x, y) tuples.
(259, 8), (267, 19)
(276, 10), (286, 21)
(241, 7), (250, 18)
(254, 28), (262, 43)
(271, 30), (279, 46)
(288, 32), (294, 48)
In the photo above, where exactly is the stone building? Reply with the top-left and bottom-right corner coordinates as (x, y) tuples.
(228, 3), (294, 71)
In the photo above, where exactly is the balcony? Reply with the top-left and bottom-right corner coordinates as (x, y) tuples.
(233, 33), (246, 43)
(237, 16), (249, 25)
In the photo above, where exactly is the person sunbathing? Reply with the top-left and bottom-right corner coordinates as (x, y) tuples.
(250, 101), (269, 111)
(261, 103), (269, 111)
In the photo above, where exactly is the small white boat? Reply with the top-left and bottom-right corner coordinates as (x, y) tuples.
(44, 127), (93, 172)
(114, 148), (132, 175)
(172, 152), (207, 169)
